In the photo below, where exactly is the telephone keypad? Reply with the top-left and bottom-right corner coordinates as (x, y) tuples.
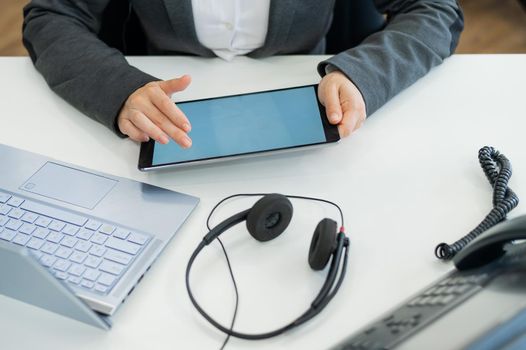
(330, 270), (494, 350)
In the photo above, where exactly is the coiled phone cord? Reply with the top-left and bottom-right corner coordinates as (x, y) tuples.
(435, 146), (519, 260)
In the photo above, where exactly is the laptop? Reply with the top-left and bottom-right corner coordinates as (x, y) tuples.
(0, 143), (199, 320)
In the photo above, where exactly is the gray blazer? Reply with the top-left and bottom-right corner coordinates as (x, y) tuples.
(23, 0), (463, 135)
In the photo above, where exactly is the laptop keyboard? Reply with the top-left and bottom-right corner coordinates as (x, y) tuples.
(0, 190), (151, 295)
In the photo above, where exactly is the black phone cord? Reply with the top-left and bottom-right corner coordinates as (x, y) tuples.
(435, 146), (519, 260)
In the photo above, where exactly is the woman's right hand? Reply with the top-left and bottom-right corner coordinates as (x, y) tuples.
(117, 75), (193, 148)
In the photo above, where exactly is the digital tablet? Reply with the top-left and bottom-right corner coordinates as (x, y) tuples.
(138, 84), (339, 171)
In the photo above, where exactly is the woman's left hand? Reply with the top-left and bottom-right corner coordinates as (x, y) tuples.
(318, 71), (367, 137)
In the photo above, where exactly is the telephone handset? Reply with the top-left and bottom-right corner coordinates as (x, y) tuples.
(454, 214), (526, 271)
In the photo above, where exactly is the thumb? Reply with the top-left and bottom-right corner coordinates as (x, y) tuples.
(158, 75), (192, 96)
(323, 87), (343, 125)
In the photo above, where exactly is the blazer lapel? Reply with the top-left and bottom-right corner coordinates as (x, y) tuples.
(249, 0), (296, 57)
(162, 0), (296, 58)
(162, 0), (214, 56)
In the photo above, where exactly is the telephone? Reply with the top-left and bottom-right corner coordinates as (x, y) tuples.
(331, 147), (526, 350)
(330, 215), (526, 350)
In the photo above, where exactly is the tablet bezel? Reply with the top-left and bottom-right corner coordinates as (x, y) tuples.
(138, 84), (339, 171)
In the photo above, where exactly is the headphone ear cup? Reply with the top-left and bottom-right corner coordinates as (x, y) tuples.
(309, 218), (338, 270)
(246, 194), (293, 242)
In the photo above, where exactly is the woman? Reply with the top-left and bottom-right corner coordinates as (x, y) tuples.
(23, 0), (463, 149)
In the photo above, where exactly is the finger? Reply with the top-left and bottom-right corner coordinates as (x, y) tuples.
(129, 110), (170, 145)
(150, 88), (191, 132)
(322, 85), (343, 124)
(158, 75), (192, 96)
(141, 103), (192, 148)
(338, 110), (361, 138)
(355, 115), (366, 130)
(119, 119), (150, 142)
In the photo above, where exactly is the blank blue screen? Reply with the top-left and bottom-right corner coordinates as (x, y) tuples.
(152, 86), (326, 165)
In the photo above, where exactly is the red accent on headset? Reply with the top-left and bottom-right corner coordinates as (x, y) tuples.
(339, 226), (345, 233)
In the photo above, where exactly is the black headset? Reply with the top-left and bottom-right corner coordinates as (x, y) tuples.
(185, 193), (350, 340)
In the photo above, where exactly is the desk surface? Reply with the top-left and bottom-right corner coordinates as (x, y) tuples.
(0, 54), (525, 349)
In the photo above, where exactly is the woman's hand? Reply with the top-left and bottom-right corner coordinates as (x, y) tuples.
(117, 75), (193, 148)
(318, 71), (366, 137)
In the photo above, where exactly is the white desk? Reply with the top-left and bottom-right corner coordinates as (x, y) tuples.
(0, 55), (525, 349)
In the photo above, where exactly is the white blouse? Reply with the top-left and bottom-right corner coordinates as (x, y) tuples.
(191, 0), (271, 61)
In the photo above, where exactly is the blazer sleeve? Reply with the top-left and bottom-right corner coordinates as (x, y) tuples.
(22, 0), (159, 136)
(318, 0), (464, 116)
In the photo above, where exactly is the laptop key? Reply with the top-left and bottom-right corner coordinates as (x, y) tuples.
(85, 255), (102, 268)
(40, 254), (57, 267)
(61, 236), (78, 248)
(77, 228), (94, 240)
(33, 227), (50, 239)
(105, 237), (141, 255)
(5, 219), (23, 231)
(98, 273), (116, 286)
(19, 223), (36, 235)
(68, 264), (86, 277)
(91, 232), (108, 245)
(94, 284), (108, 294)
(0, 215), (8, 226)
(113, 228), (130, 240)
(12, 233), (31, 246)
(75, 240), (92, 253)
(48, 220), (66, 232)
(35, 216), (52, 227)
(47, 231), (64, 244)
(53, 259), (71, 272)
(99, 224), (116, 235)
(21, 212), (38, 223)
(0, 204), (11, 215)
(0, 192), (11, 203)
(62, 224), (80, 236)
(6, 197), (24, 207)
(105, 249), (133, 265)
(70, 251), (87, 264)
(99, 260), (125, 276)
(0, 229), (16, 241)
(83, 268), (100, 281)
(41, 242), (59, 255)
(68, 276), (82, 285)
(55, 271), (68, 280)
(27, 238), (45, 250)
(81, 280), (95, 289)
(7, 208), (25, 219)
(55, 246), (73, 259)
(89, 244), (106, 257)
(85, 219), (102, 231)
(128, 232), (149, 245)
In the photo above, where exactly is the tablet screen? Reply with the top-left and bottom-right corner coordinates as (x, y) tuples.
(141, 85), (338, 169)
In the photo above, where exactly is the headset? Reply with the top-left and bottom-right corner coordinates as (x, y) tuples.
(185, 193), (350, 340)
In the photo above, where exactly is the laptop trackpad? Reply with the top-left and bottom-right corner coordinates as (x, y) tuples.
(20, 162), (117, 209)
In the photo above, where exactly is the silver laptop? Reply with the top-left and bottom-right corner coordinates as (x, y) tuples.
(0, 143), (198, 317)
